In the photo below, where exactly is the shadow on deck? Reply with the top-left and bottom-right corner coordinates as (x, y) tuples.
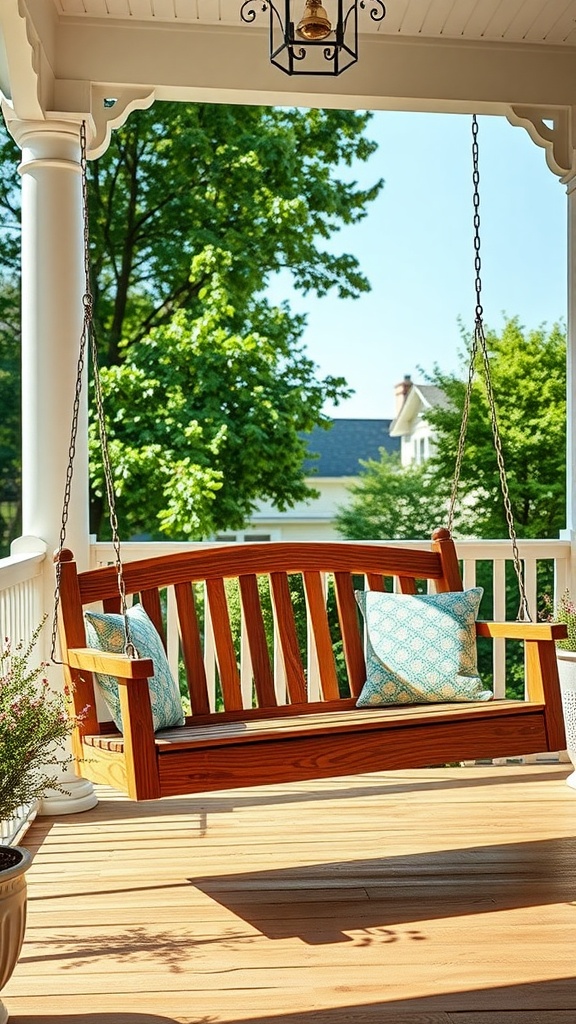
(5, 765), (576, 1023)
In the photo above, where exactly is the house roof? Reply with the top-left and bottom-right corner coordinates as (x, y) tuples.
(303, 419), (400, 478)
(389, 383), (447, 437)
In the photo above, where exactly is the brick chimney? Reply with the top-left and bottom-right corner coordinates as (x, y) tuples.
(394, 374), (412, 414)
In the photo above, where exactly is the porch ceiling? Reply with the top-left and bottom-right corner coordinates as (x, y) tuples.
(49, 0), (576, 45)
(3, 0), (576, 128)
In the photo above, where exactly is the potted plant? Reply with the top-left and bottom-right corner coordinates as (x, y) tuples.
(541, 591), (576, 790)
(0, 619), (77, 1024)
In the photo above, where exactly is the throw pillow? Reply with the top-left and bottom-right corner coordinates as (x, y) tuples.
(84, 604), (185, 733)
(355, 588), (491, 707)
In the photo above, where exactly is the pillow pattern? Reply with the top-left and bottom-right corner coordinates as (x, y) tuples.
(355, 588), (491, 707)
(84, 604), (185, 733)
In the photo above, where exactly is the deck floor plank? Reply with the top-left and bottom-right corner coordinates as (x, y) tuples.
(5, 765), (576, 1023)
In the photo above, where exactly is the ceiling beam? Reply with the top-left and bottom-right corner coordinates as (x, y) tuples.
(52, 20), (576, 115)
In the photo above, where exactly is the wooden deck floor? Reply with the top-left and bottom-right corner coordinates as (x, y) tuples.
(4, 765), (576, 1024)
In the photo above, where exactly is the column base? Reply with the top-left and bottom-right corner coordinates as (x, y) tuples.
(38, 776), (98, 816)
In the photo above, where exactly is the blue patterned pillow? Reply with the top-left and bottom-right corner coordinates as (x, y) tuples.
(355, 588), (491, 707)
(84, 604), (185, 733)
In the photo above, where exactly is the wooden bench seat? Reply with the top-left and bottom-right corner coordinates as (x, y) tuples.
(56, 530), (567, 801)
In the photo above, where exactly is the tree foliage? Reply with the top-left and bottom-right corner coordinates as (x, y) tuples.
(91, 259), (350, 538)
(0, 102), (382, 540)
(0, 278), (21, 549)
(88, 103), (381, 367)
(335, 452), (448, 541)
(336, 318), (566, 545)
(426, 318), (566, 539)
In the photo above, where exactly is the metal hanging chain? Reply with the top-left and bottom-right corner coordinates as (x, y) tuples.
(51, 121), (136, 662)
(447, 114), (531, 623)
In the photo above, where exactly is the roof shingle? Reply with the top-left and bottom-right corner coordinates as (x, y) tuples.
(303, 419), (400, 478)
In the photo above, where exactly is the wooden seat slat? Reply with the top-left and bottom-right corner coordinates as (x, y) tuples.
(366, 573), (385, 592)
(155, 712), (552, 797)
(84, 698), (546, 754)
(333, 571), (365, 698)
(55, 532), (568, 802)
(205, 577), (243, 712)
(239, 574), (277, 708)
(140, 588), (166, 647)
(175, 581), (210, 715)
(303, 571), (340, 701)
(269, 571), (307, 704)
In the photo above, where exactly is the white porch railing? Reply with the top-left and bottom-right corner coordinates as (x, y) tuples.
(0, 803), (38, 846)
(0, 548), (46, 649)
(92, 536), (572, 701)
(0, 548), (46, 844)
(0, 538), (571, 776)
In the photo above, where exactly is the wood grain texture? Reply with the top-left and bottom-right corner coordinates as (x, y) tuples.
(303, 571), (340, 701)
(206, 577), (243, 712)
(75, 542), (446, 604)
(140, 587), (166, 646)
(117, 676), (161, 800)
(476, 622), (568, 641)
(85, 699), (546, 753)
(239, 573), (277, 707)
(67, 648), (155, 679)
(175, 580), (210, 714)
(56, 557), (100, 736)
(56, 539), (566, 802)
(8, 765), (575, 1021)
(156, 713), (550, 796)
(270, 571), (307, 703)
(431, 532), (463, 592)
(334, 571), (365, 697)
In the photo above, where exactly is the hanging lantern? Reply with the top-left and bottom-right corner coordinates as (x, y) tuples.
(240, 0), (386, 76)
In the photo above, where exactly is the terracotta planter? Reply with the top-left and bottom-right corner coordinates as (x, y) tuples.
(0, 846), (32, 1024)
(556, 649), (576, 791)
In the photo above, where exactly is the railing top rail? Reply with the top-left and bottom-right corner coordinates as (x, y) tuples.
(0, 550), (46, 590)
(92, 537), (572, 560)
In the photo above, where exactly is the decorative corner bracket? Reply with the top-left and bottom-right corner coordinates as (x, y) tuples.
(507, 105), (576, 185)
(88, 85), (156, 159)
(0, 0), (45, 120)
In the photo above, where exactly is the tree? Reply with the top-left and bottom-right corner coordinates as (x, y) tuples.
(335, 452), (448, 541)
(0, 102), (382, 539)
(87, 103), (381, 366)
(335, 317), (566, 547)
(426, 317), (566, 540)
(0, 277), (21, 552)
(91, 261), (350, 538)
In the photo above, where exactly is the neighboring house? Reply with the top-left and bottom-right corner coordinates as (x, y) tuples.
(216, 376), (447, 544)
(389, 375), (446, 467)
(217, 419), (400, 543)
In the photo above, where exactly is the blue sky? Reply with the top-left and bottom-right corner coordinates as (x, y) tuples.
(268, 111), (567, 420)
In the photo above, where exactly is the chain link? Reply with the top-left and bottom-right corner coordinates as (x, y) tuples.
(447, 114), (530, 622)
(51, 121), (136, 663)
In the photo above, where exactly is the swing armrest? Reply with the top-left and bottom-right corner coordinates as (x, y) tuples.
(476, 622), (567, 642)
(67, 647), (160, 800)
(67, 648), (155, 680)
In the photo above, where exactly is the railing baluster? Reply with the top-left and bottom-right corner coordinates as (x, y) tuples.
(493, 559), (507, 699)
(1, 538), (571, 781)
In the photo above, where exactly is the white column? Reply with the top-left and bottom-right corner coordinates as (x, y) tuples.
(10, 118), (97, 815)
(566, 178), (576, 541)
(14, 119), (90, 567)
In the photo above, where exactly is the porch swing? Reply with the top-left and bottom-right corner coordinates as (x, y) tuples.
(54, 117), (567, 802)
